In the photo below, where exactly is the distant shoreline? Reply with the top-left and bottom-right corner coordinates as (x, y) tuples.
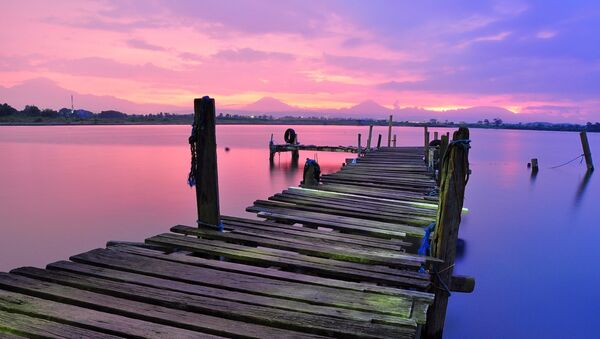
(0, 118), (598, 133)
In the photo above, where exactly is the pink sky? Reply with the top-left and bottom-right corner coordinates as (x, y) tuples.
(1, 0), (600, 122)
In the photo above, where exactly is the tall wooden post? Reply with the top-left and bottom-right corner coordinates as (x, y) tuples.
(377, 134), (382, 149)
(424, 127), (470, 339)
(191, 97), (221, 229)
(424, 126), (430, 165)
(357, 133), (362, 155)
(367, 125), (373, 151)
(387, 115), (393, 147)
(580, 131), (594, 171)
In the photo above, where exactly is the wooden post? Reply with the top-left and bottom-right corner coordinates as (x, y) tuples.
(357, 133), (362, 155)
(269, 133), (275, 162)
(393, 134), (397, 147)
(377, 134), (382, 149)
(387, 115), (393, 147)
(531, 158), (539, 172)
(192, 97), (221, 229)
(424, 127), (470, 339)
(434, 131), (439, 141)
(302, 159), (320, 187)
(367, 125), (373, 151)
(438, 135), (449, 184)
(424, 127), (430, 165)
(580, 131), (594, 171)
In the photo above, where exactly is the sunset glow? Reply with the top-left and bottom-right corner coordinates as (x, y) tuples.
(2, 1), (600, 122)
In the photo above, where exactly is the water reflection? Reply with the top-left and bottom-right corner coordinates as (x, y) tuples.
(574, 170), (593, 206)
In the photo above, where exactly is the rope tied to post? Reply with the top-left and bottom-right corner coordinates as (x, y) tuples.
(549, 154), (585, 169)
(418, 222), (436, 273)
(187, 109), (206, 187)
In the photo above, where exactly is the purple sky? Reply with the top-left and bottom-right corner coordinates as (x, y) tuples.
(1, 0), (599, 122)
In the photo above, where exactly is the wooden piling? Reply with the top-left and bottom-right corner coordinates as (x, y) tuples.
(424, 127), (430, 165)
(580, 131), (594, 171)
(393, 134), (397, 147)
(377, 134), (382, 149)
(367, 125), (373, 151)
(423, 127), (470, 339)
(434, 132), (439, 141)
(531, 158), (539, 172)
(357, 133), (362, 155)
(192, 97), (221, 229)
(387, 115), (393, 147)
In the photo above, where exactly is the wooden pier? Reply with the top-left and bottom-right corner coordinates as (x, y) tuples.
(0, 97), (473, 338)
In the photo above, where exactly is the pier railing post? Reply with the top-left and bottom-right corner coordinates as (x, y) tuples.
(580, 131), (594, 171)
(190, 97), (221, 229)
(387, 115), (393, 147)
(367, 125), (373, 151)
(423, 127), (470, 339)
(424, 126), (430, 165)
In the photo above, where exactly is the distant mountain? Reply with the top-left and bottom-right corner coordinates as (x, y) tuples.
(0, 78), (186, 114)
(240, 96), (296, 112)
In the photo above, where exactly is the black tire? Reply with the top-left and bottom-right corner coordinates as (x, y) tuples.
(284, 128), (297, 144)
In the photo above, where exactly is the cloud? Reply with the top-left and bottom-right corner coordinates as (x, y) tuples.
(212, 48), (294, 62)
(126, 38), (166, 51)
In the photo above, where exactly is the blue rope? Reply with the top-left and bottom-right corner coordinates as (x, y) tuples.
(418, 222), (436, 273)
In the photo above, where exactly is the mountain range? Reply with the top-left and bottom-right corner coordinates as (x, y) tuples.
(0, 78), (567, 123)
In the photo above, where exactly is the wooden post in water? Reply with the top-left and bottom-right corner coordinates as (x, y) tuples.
(357, 133), (362, 155)
(580, 131), (594, 171)
(531, 158), (539, 172)
(437, 135), (449, 184)
(424, 127), (470, 339)
(424, 126), (430, 165)
(393, 134), (397, 147)
(434, 131), (439, 141)
(387, 115), (393, 147)
(366, 125), (373, 151)
(191, 97), (221, 229)
(377, 134), (382, 149)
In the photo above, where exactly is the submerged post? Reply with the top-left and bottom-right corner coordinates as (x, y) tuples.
(387, 115), (393, 147)
(580, 131), (594, 171)
(367, 125), (373, 151)
(424, 127), (470, 339)
(189, 97), (221, 229)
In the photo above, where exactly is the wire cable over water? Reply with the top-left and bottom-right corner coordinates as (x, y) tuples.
(549, 154), (584, 169)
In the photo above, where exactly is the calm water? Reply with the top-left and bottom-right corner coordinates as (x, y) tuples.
(1, 125), (599, 338)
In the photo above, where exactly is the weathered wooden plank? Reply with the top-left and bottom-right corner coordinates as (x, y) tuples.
(71, 248), (420, 317)
(47, 260), (418, 328)
(147, 233), (430, 287)
(108, 245), (434, 302)
(0, 310), (121, 339)
(0, 284), (218, 338)
(172, 225), (425, 266)
(11, 268), (406, 338)
(221, 215), (412, 250)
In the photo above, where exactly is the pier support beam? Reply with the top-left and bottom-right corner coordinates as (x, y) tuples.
(367, 125), (373, 151)
(423, 127), (471, 339)
(191, 97), (221, 229)
(580, 131), (594, 171)
(424, 127), (430, 165)
(387, 115), (393, 147)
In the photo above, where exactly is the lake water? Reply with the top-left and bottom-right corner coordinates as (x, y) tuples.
(0, 125), (599, 338)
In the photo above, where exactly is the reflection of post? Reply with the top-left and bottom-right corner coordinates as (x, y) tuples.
(580, 131), (594, 171)
(387, 115), (393, 147)
(575, 170), (593, 204)
(191, 97), (221, 229)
